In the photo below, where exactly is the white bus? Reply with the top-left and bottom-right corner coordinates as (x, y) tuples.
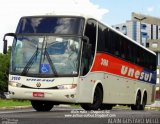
(3, 15), (157, 111)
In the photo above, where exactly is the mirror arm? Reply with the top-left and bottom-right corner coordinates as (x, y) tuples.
(3, 33), (16, 41)
(82, 36), (89, 44)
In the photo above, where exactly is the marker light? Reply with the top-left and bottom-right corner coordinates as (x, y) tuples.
(9, 81), (22, 87)
(57, 84), (77, 89)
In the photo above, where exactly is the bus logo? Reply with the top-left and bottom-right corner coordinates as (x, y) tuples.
(36, 83), (41, 87)
(121, 65), (152, 82)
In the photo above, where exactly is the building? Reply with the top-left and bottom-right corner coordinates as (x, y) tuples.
(146, 39), (160, 99)
(112, 12), (160, 99)
(112, 12), (160, 46)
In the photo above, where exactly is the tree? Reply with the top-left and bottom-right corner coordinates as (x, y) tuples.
(0, 47), (11, 92)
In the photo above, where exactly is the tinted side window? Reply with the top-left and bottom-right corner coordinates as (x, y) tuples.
(148, 53), (156, 70)
(108, 30), (121, 57)
(121, 37), (129, 60)
(97, 23), (111, 53)
(109, 30), (116, 55)
(153, 55), (157, 70)
(114, 34), (121, 57)
(97, 23), (106, 52)
(96, 22), (157, 71)
(84, 19), (97, 52)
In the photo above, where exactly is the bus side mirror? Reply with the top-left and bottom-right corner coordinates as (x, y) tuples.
(3, 33), (16, 54)
(3, 40), (7, 54)
(82, 36), (89, 44)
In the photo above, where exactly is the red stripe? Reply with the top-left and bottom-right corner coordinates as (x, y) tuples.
(91, 53), (143, 80)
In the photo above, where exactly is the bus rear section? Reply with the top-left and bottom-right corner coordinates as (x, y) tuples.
(76, 19), (157, 111)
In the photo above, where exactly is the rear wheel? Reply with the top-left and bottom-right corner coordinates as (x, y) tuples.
(131, 91), (141, 110)
(80, 86), (103, 110)
(140, 93), (147, 110)
(31, 100), (54, 111)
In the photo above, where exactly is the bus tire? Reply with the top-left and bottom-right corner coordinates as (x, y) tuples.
(100, 104), (113, 110)
(80, 86), (103, 110)
(131, 91), (141, 110)
(31, 100), (54, 111)
(140, 92), (147, 110)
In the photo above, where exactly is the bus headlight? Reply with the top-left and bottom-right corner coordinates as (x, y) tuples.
(9, 81), (22, 87)
(57, 84), (77, 89)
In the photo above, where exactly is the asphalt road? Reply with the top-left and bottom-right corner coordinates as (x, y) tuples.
(0, 106), (160, 124)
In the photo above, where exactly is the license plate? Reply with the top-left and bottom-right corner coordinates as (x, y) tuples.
(33, 92), (44, 97)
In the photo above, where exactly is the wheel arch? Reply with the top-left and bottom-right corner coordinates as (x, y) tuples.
(91, 80), (103, 103)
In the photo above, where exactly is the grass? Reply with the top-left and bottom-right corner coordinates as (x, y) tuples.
(0, 100), (31, 107)
(71, 104), (81, 108)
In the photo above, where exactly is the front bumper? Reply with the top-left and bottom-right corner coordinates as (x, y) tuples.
(9, 86), (77, 103)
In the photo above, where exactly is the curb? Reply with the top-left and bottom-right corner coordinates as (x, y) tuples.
(0, 106), (32, 110)
(145, 106), (160, 110)
(0, 104), (71, 111)
(56, 104), (71, 108)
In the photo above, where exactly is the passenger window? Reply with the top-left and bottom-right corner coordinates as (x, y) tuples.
(97, 22), (110, 54)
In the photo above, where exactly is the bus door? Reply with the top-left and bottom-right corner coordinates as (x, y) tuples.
(81, 42), (92, 76)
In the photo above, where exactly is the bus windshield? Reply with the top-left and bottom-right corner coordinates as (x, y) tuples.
(11, 35), (81, 77)
(16, 16), (84, 35)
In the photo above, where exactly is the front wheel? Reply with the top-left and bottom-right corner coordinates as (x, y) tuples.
(80, 86), (103, 110)
(31, 100), (54, 111)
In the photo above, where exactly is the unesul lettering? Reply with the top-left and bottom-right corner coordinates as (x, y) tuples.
(121, 65), (152, 82)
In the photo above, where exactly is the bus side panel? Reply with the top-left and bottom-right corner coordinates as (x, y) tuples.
(94, 73), (155, 105)
(76, 74), (103, 103)
(76, 72), (155, 105)
(88, 53), (156, 105)
(76, 72), (136, 104)
(102, 73), (136, 104)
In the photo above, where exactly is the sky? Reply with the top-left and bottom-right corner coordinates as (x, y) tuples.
(0, 0), (160, 53)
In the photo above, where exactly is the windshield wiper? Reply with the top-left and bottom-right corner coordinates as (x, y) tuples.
(44, 42), (58, 76)
(21, 46), (39, 76)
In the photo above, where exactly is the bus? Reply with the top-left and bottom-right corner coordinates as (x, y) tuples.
(3, 15), (157, 111)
